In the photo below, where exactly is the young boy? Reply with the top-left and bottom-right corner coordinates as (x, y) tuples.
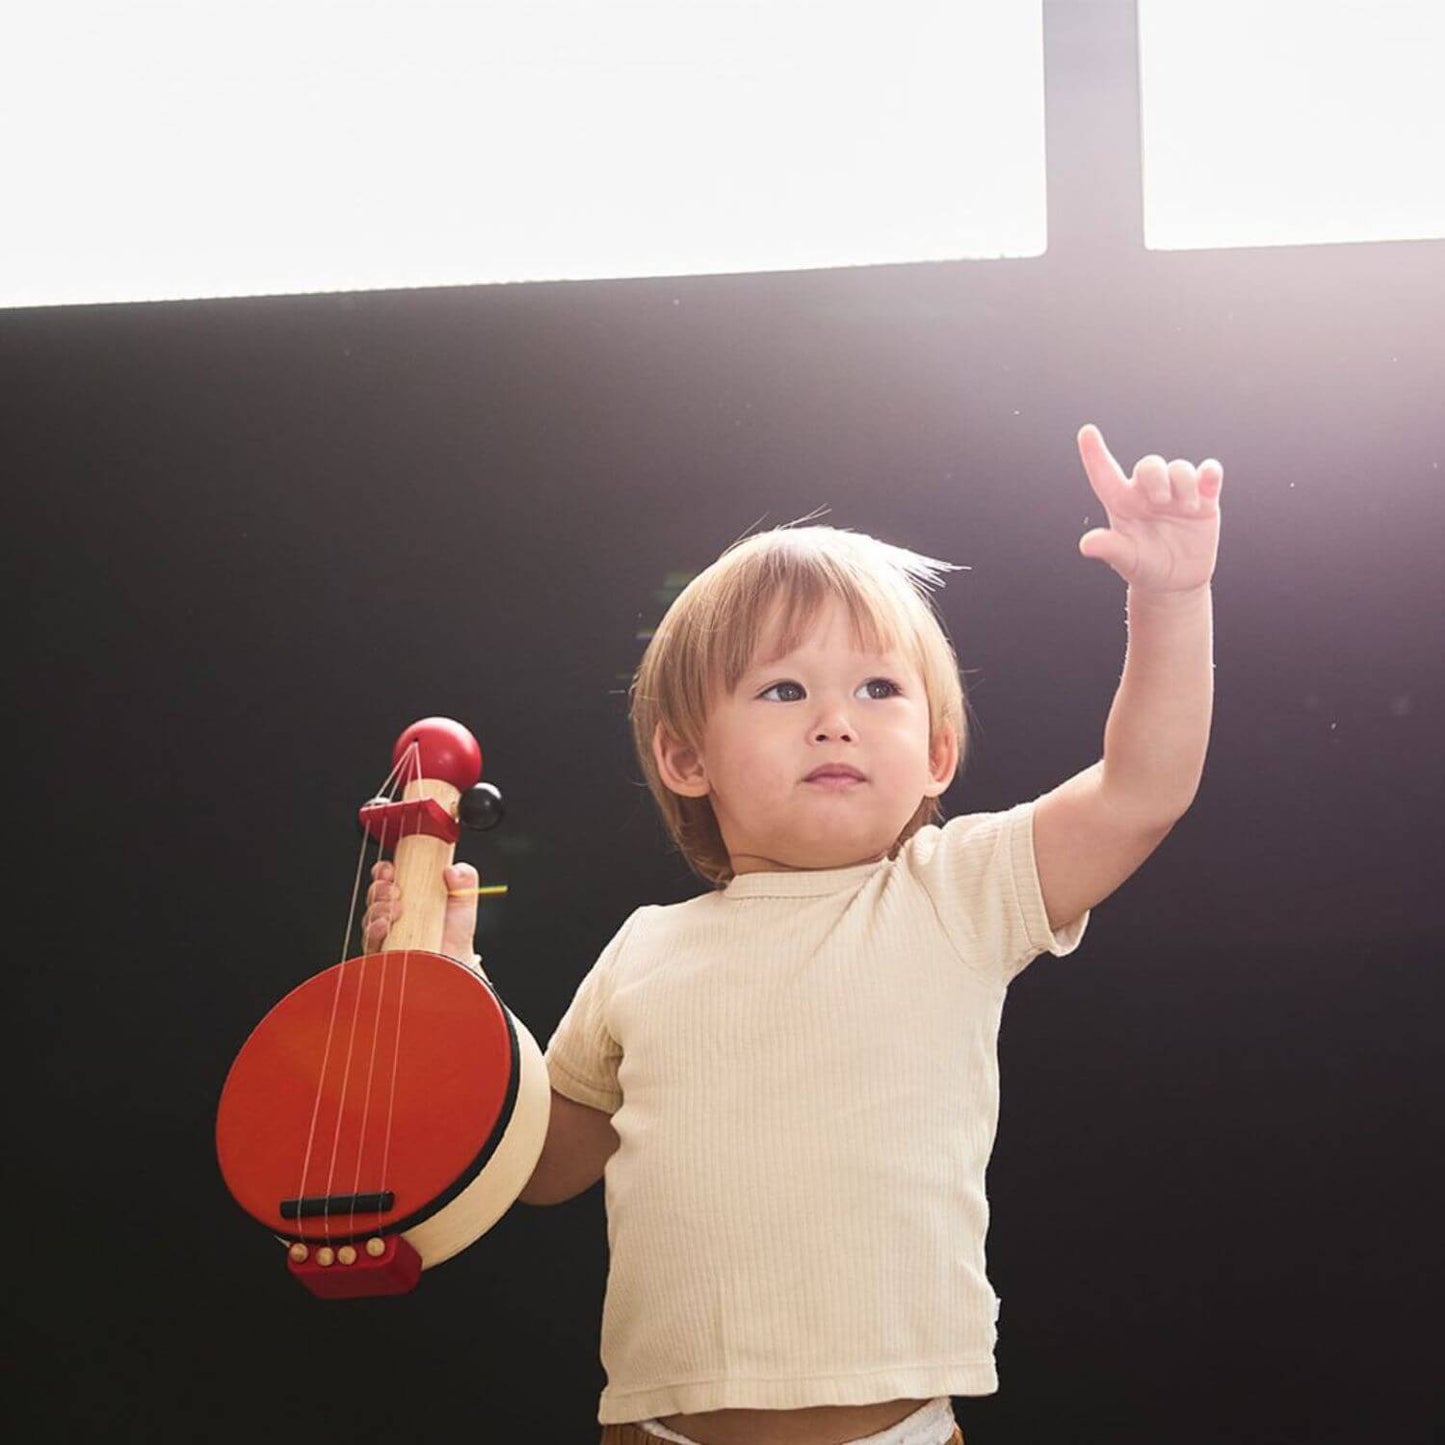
(366, 424), (1222, 1445)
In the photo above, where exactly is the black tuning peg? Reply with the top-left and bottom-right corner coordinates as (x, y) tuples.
(459, 781), (505, 831)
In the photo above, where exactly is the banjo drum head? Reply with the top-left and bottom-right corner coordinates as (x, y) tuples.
(216, 950), (518, 1246)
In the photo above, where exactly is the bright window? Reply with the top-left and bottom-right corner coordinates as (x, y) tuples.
(1139, 0), (1445, 250)
(2, 0), (1046, 308)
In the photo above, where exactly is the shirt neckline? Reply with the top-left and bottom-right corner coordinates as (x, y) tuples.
(721, 857), (888, 899)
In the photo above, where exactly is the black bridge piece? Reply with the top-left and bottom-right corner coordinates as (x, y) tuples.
(280, 1191), (395, 1220)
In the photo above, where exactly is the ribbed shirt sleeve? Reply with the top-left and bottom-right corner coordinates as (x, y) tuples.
(902, 797), (1090, 984)
(542, 907), (645, 1113)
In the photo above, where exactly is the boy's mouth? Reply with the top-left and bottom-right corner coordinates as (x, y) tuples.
(804, 764), (866, 783)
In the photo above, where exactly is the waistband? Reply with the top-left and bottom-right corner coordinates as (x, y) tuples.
(603, 1397), (960, 1445)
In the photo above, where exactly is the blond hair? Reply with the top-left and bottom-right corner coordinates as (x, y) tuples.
(630, 524), (971, 886)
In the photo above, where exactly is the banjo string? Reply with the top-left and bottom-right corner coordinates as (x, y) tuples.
(292, 742), (410, 1250)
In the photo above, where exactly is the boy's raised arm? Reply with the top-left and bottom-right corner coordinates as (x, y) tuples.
(1031, 425), (1221, 934)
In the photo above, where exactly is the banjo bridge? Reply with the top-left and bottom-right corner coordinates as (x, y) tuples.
(280, 1191), (395, 1220)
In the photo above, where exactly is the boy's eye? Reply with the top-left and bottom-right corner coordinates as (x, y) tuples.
(757, 678), (902, 702)
(759, 680), (806, 702)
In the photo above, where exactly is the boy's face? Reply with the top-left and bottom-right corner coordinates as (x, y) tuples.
(656, 596), (957, 874)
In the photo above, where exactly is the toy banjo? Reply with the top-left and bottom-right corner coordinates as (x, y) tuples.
(215, 717), (550, 1298)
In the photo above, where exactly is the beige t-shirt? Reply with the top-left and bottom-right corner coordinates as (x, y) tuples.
(544, 798), (1089, 1425)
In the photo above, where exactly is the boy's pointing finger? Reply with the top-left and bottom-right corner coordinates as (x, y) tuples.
(1077, 423), (1128, 501)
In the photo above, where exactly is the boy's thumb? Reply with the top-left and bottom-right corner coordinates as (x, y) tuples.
(1079, 527), (1131, 574)
(441, 862), (481, 966)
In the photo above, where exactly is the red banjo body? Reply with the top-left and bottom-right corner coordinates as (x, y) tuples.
(215, 718), (550, 1297)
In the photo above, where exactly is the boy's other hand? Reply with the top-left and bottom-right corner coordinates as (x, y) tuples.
(1076, 423), (1223, 592)
(361, 859), (481, 964)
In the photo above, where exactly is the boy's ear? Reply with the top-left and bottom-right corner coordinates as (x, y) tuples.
(922, 724), (959, 798)
(653, 723), (710, 798)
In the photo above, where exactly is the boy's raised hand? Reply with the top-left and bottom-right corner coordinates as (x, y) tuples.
(1076, 423), (1223, 593)
(362, 859), (481, 964)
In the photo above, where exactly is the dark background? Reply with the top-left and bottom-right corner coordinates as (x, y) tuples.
(6, 5), (1442, 1442)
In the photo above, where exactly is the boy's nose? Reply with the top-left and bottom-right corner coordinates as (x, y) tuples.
(812, 714), (856, 742)
(810, 695), (857, 742)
